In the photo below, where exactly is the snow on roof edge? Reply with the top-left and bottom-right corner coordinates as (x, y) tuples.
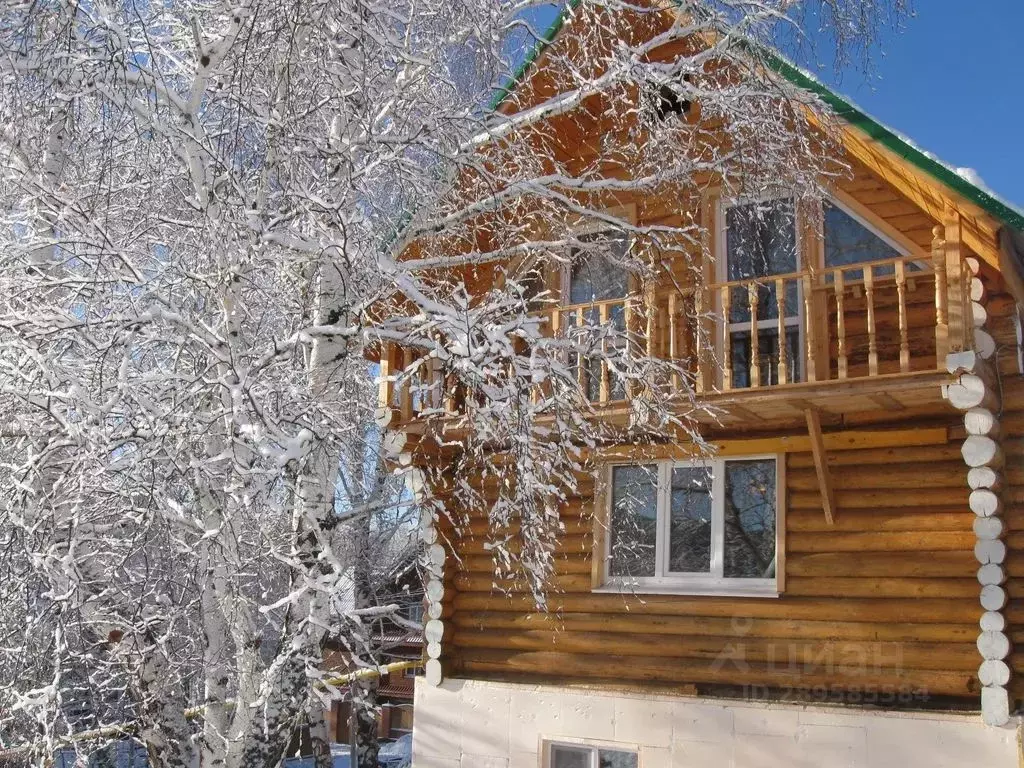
(760, 49), (1024, 234)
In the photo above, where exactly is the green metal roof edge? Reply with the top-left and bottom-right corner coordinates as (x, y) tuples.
(486, 0), (581, 113)
(760, 50), (1024, 233)
(485, 5), (1024, 234)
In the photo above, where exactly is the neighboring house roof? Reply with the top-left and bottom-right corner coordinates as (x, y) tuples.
(487, 2), (1024, 235)
(377, 631), (422, 646)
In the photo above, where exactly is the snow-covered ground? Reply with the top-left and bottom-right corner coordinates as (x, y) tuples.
(284, 743), (352, 768)
(282, 736), (412, 768)
(54, 737), (411, 768)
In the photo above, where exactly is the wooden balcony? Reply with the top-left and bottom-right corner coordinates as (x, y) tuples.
(378, 234), (973, 432)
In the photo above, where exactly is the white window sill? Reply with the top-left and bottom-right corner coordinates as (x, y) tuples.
(594, 581), (780, 599)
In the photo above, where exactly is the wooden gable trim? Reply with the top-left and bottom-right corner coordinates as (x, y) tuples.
(833, 120), (1002, 262)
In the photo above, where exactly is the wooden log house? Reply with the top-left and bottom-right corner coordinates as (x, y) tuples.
(378, 6), (1024, 767)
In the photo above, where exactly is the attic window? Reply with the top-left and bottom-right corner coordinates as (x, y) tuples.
(566, 232), (630, 305)
(653, 74), (692, 120)
(514, 264), (546, 310)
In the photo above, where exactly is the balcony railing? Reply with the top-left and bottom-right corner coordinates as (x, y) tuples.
(707, 253), (958, 392)
(377, 233), (972, 426)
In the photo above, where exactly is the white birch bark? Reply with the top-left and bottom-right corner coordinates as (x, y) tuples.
(0, 0), (908, 762)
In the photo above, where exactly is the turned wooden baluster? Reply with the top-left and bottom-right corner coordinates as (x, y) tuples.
(543, 308), (562, 407)
(575, 307), (586, 394)
(864, 266), (878, 377)
(721, 286), (733, 391)
(802, 274), (816, 383)
(642, 291), (654, 400)
(748, 283), (760, 388)
(434, 330), (450, 411)
(526, 321), (538, 406)
(599, 302), (610, 404)
(668, 291), (681, 391)
(775, 277), (787, 385)
(444, 372), (457, 415)
(399, 346), (413, 422)
(426, 337), (438, 411)
(895, 260), (910, 373)
(932, 226), (949, 363)
(834, 269), (848, 380)
(694, 286), (709, 394)
(378, 343), (397, 416)
(644, 284), (656, 360)
(624, 297), (636, 398)
(656, 303), (667, 360)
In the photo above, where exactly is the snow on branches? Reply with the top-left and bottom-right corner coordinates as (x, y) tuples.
(0, 0), (905, 764)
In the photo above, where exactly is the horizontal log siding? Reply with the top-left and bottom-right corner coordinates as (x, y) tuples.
(423, 146), (1024, 707)
(995, 370), (1024, 704)
(443, 427), (992, 702)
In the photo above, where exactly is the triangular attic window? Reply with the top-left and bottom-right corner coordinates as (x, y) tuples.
(823, 200), (903, 269)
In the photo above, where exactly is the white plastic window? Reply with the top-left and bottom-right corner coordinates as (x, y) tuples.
(604, 457), (779, 596)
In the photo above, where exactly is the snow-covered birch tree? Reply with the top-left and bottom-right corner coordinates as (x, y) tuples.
(0, 0), (905, 765)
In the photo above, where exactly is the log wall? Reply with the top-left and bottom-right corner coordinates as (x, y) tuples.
(403, 106), (1024, 711)
(441, 426), (993, 704)
(434, 279), (1024, 708)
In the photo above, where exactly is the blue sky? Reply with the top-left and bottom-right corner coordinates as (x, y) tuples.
(513, 2), (1024, 209)
(801, 1), (1024, 209)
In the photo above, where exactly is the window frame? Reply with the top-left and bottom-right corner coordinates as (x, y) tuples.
(597, 454), (784, 598)
(556, 210), (638, 403)
(544, 738), (640, 768)
(401, 600), (424, 624)
(717, 194), (805, 387)
(558, 204), (637, 308)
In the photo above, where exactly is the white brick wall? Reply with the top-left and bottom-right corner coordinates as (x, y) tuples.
(412, 679), (1020, 768)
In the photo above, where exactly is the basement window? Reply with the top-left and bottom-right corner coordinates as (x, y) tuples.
(600, 457), (780, 597)
(547, 741), (638, 768)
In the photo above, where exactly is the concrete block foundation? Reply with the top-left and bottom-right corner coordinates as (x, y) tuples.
(412, 678), (1020, 767)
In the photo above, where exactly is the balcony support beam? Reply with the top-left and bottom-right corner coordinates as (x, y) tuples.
(804, 408), (836, 526)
